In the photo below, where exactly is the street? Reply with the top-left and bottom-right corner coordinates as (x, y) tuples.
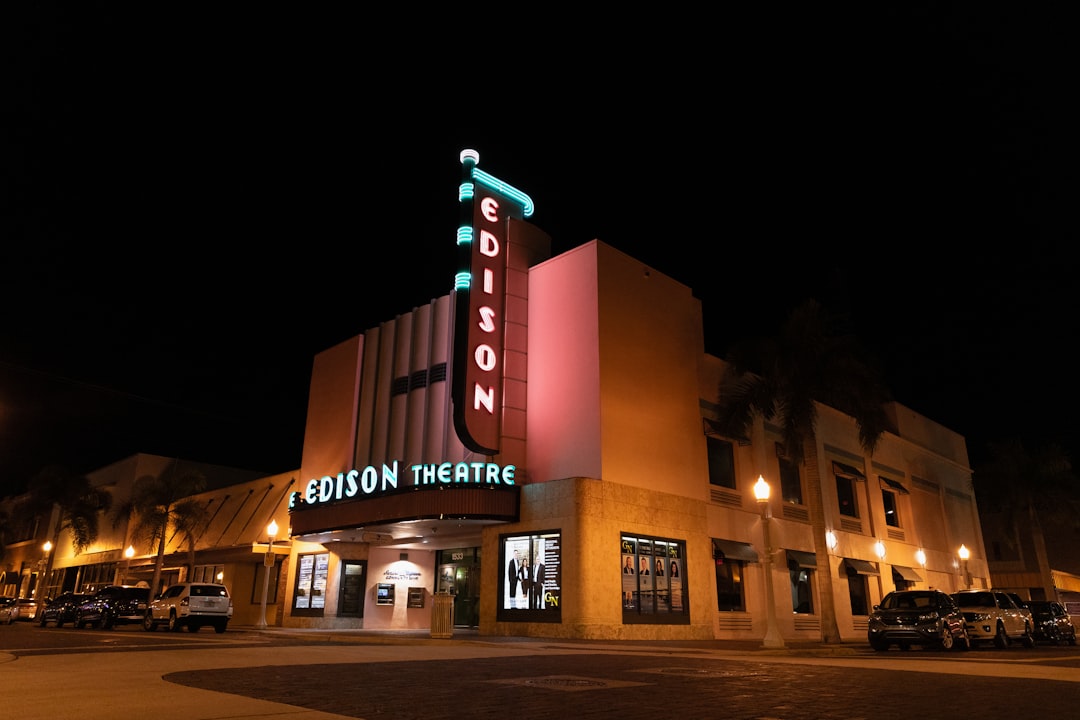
(2, 621), (1079, 720)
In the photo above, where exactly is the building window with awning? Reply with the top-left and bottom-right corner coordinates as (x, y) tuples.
(706, 437), (736, 489)
(879, 476), (908, 529)
(832, 461), (864, 519)
(785, 550), (816, 614)
(842, 558), (878, 616)
(712, 539), (758, 612)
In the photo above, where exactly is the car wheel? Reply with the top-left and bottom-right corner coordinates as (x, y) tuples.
(39, 615), (47, 628)
(1068, 630), (1077, 646)
(993, 622), (1010, 649)
(167, 611), (180, 632)
(186, 621), (200, 633)
(102, 612), (114, 630)
(956, 627), (971, 651)
(214, 621), (227, 634)
(869, 638), (889, 651)
(143, 613), (156, 632)
(939, 627), (955, 651)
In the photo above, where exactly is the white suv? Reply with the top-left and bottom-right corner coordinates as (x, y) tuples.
(952, 589), (1034, 649)
(143, 582), (232, 633)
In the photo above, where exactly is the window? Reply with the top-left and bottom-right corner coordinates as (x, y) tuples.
(191, 564), (224, 584)
(847, 572), (869, 615)
(842, 560), (876, 615)
(292, 552), (329, 615)
(707, 437), (736, 488)
(499, 531), (561, 622)
(712, 539), (757, 611)
(621, 534), (689, 624)
(777, 445), (803, 505)
(882, 489), (900, 527)
(836, 474), (858, 518)
(787, 551), (815, 614)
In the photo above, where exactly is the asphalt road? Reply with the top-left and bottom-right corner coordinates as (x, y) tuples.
(2, 622), (1079, 720)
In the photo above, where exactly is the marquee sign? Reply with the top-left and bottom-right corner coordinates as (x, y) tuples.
(452, 149), (535, 454)
(289, 460), (517, 510)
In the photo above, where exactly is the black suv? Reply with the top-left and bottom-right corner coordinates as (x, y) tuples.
(75, 585), (150, 629)
(868, 589), (970, 651)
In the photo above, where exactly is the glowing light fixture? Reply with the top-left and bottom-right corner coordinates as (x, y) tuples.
(915, 549), (927, 567)
(825, 531), (838, 551)
(874, 540), (886, 559)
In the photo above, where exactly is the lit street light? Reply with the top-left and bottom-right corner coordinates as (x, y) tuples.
(37, 541), (53, 599)
(122, 545), (135, 585)
(754, 475), (785, 649)
(256, 520), (279, 629)
(958, 544), (970, 589)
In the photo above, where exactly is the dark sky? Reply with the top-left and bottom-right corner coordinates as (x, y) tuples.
(2, 6), (1075, 498)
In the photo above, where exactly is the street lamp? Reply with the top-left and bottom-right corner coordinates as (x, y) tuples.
(958, 544), (970, 589)
(37, 541), (53, 598)
(256, 520), (279, 630)
(754, 475), (785, 649)
(122, 545), (135, 585)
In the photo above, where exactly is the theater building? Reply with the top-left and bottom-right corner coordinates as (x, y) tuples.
(277, 152), (984, 640)
(4, 152), (987, 642)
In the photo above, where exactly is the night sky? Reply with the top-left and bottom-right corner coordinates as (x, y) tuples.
(3, 6), (1075, 498)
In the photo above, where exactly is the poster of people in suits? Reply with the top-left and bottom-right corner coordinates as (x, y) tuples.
(621, 538), (637, 609)
(621, 535), (687, 618)
(501, 532), (561, 615)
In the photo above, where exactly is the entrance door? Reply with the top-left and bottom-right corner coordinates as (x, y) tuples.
(453, 565), (479, 628)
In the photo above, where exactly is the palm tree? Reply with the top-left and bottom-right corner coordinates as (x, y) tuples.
(973, 438), (1079, 591)
(19, 465), (113, 587)
(715, 298), (892, 643)
(171, 498), (211, 581)
(113, 460), (207, 598)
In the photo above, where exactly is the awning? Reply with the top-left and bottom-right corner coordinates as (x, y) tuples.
(879, 476), (910, 494)
(892, 565), (924, 582)
(786, 550), (817, 569)
(832, 461), (866, 480)
(843, 558), (880, 576)
(712, 538), (759, 563)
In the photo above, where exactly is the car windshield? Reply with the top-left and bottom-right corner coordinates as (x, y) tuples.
(955, 592), (996, 608)
(880, 593), (935, 610)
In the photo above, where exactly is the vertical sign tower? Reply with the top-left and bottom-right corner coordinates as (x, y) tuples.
(452, 149), (535, 455)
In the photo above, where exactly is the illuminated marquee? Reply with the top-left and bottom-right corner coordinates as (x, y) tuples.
(452, 149), (534, 455)
(288, 460), (517, 510)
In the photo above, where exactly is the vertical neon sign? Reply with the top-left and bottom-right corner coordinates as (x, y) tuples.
(452, 149), (534, 455)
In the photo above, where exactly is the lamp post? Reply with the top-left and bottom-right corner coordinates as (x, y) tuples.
(256, 520), (278, 629)
(958, 544), (970, 589)
(122, 545), (135, 585)
(37, 541), (53, 599)
(754, 475), (785, 649)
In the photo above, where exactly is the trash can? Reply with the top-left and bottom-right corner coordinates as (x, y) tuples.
(430, 591), (454, 639)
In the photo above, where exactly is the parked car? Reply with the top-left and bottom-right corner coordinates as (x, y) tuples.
(1005, 592), (1035, 631)
(144, 582), (232, 633)
(15, 597), (39, 621)
(75, 585), (150, 629)
(0, 596), (18, 624)
(867, 589), (970, 651)
(38, 592), (95, 628)
(952, 589), (1034, 648)
(1025, 600), (1078, 645)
